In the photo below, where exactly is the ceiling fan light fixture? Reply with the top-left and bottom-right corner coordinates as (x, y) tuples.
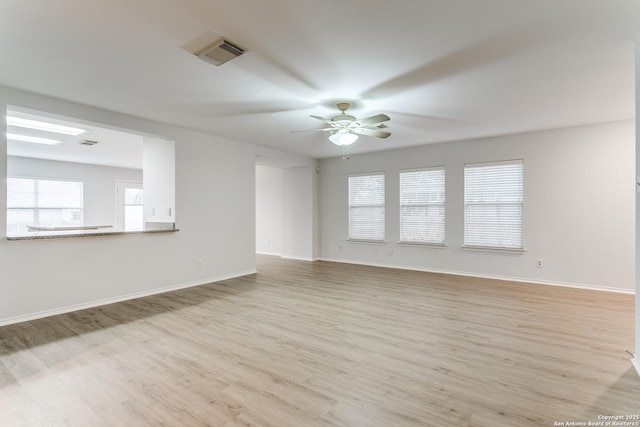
(329, 131), (358, 146)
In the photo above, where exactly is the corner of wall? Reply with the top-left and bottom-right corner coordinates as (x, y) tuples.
(0, 99), (6, 240)
(635, 31), (640, 373)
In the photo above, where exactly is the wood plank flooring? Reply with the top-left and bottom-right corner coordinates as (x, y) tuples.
(1, 255), (638, 426)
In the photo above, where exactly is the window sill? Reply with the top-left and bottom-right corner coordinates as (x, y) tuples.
(347, 238), (386, 244)
(462, 245), (526, 254)
(398, 241), (447, 248)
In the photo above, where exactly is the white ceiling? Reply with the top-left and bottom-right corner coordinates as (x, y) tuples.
(1, 1), (639, 160)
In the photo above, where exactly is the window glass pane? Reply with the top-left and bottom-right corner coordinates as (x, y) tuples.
(38, 208), (83, 226)
(464, 161), (523, 249)
(37, 180), (83, 208)
(124, 188), (143, 205)
(400, 205), (445, 243)
(400, 168), (445, 244)
(7, 178), (35, 208)
(348, 173), (385, 241)
(6, 209), (35, 235)
(124, 205), (144, 231)
(349, 206), (385, 241)
(349, 175), (385, 206)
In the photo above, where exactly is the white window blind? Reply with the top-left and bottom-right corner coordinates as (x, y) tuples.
(348, 173), (385, 241)
(464, 160), (523, 249)
(7, 177), (83, 235)
(399, 167), (445, 244)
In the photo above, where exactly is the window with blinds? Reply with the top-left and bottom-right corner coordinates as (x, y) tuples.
(7, 177), (84, 235)
(464, 160), (523, 249)
(399, 167), (445, 244)
(348, 173), (385, 241)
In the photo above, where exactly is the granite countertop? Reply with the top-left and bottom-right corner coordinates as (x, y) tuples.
(7, 224), (178, 241)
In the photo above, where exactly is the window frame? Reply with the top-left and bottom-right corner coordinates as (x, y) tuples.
(399, 166), (446, 246)
(347, 171), (386, 243)
(463, 159), (524, 252)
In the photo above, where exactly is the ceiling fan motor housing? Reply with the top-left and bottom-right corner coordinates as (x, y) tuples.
(333, 102), (356, 123)
(332, 115), (356, 124)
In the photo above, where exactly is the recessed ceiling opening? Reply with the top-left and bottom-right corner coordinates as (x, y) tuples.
(6, 107), (143, 169)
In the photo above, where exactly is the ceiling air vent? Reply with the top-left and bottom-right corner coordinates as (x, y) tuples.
(196, 39), (246, 66)
(79, 139), (99, 146)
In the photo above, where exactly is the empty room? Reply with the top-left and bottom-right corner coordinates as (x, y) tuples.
(1, 1), (640, 426)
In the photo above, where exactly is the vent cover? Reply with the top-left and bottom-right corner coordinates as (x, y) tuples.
(196, 39), (246, 66)
(79, 139), (99, 146)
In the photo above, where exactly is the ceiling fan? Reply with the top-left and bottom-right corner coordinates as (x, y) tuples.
(295, 102), (391, 157)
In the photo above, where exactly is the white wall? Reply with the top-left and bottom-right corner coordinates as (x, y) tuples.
(282, 164), (319, 261)
(256, 165), (283, 255)
(8, 156), (142, 227)
(319, 120), (635, 293)
(143, 136), (175, 223)
(0, 85), (263, 325)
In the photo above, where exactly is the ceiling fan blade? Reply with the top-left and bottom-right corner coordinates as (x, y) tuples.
(291, 127), (333, 133)
(359, 122), (389, 129)
(354, 128), (391, 138)
(353, 113), (390, 127)
(310, 115), (333, 124)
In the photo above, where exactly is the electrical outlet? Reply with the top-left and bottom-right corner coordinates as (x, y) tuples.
(536, 259), (543, 268)
(197, 259), (203, 270)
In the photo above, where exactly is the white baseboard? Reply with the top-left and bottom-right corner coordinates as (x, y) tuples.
(256, 251), (282, 256)
(280, 255), (318, 261)
(0, 269), (257, 327)
(319, 257), (635, 295)
(632, 357), (640, 378)
(257, 252), (319, 261)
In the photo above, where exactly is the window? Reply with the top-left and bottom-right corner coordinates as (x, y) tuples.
(464, 160), (523, 249)
(7, 177), (83, 235)
(399, 167), (445, 244)
(348, 173), (385, 241)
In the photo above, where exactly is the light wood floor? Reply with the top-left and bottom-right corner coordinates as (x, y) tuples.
(1, 255), (638, 426)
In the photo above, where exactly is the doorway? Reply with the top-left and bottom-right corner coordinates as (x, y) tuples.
(116, 180), (143, 231)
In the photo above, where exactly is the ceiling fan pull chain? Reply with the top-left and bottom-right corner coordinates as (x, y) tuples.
(342, 144), (350, 160)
